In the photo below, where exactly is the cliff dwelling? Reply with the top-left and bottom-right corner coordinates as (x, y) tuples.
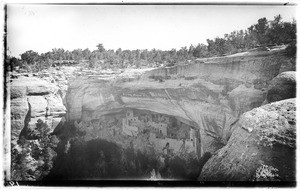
(73, 108), (202, 157)
(7, 4), (296, 185)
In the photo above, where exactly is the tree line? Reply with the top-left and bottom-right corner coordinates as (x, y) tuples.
(6, 14), (296, 72)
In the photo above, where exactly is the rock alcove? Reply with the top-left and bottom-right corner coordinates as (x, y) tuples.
(46, 108), (215, 180)
(9, 46), (296, 181)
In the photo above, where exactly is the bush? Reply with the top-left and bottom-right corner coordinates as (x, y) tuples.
(17, 60), (52, 73)
(251, 164), (280, 181)
(11, 119), (59, 181)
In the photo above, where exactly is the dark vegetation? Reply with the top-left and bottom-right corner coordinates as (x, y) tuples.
(45, 138), (159, 180)
(11, 120), (59, 180)
(6, 15), (296, 73)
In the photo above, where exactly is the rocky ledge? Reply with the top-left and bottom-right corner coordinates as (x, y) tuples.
(198, 98), (296, 181)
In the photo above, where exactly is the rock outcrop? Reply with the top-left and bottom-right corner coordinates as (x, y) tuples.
(198, 98), (296, 181)
(10, 76), (66, 141)
(266, 71), (296, 103)
(65, 46), (294, 156)
(10, 76), (66, 180)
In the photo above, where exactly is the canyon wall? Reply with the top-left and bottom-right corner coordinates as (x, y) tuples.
(65, 47), (294, 156)
(8, 46), (295, 181)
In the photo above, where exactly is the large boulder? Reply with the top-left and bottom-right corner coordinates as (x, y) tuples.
(266, 71), (296, 103)
(198, 98), (296, 181)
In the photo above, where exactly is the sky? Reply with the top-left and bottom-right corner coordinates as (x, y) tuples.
(7, 4), (297, 57)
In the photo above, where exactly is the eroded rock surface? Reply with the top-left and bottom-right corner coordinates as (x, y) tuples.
(10, 76), (66, 180)
(266, 71), (296, 103)
(65, 48), (293, 156)
(198, 98), (296, 181)
(11, 76), (66, 141)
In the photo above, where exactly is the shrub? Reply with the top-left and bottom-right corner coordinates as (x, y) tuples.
(251, 164), (280, 181)
(11, 119), (59, 181)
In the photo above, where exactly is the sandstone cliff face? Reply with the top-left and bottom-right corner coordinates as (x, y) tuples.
(198, 98), (296, 181)
(10, 76), (66, 180)
(65, 47), (294, 156)
(10, 76), (66, 141)
(10, 65), (81, 141)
